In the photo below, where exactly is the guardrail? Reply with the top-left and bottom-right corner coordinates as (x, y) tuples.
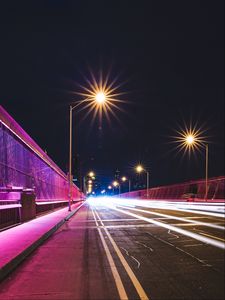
(0, 105), (84, 229)
(120, 176), (225, 201)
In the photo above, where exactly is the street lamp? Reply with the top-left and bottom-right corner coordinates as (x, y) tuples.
(135, 165), (149, 198)
(68, 96), (106, 210)
(112, 180), (120, 196)
(184, 133), (209, 199)
(82, 171), (95, 197)
(68, 70), (125, 210)
(121, 176), (131, 193)
(95, 92), (106, 104)
(88, 171), (95, 178)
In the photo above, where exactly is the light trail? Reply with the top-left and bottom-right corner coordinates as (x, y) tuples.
(115, 205), (225, 231)
(105, 204), (225, 250)
(109, 198), (225, 218)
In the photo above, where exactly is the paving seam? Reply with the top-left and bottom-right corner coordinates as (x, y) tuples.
(0, 201), (85, 282)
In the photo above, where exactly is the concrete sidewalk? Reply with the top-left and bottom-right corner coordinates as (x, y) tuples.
(0, 201), (85, 281)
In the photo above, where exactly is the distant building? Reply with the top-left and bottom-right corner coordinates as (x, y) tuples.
(114, 169), (120, 180)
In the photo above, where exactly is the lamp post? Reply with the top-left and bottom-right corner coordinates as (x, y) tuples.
(68, 104), (76, 211)
(136, 165), (149, 198)
(121, 176), (131, 193)
(68, 92), (107, 210)
(205, 144), (208, 199)
(113, 180), (120, 196)
(185, 134), (209, 200)
(68, 71), (124, 208)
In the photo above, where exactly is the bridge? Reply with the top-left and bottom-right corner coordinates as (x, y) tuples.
(0, 106), (224, 300)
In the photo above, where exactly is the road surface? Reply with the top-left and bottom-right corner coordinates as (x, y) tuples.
(0, 197), (224, 300)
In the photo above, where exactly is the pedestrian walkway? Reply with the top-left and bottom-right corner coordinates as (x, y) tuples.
(0, 201), (84, 281)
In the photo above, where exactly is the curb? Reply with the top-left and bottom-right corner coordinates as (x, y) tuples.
(0, 201), (85, 282)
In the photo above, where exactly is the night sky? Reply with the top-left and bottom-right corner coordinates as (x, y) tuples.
(0, 1), (224, 190)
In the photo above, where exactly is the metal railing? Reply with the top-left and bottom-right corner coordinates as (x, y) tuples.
(121, 176), (225, 201)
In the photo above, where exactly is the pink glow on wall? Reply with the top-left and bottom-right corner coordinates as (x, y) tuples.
(0, 105), (81, 201)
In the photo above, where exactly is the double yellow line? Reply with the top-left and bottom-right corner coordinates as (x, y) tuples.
(92, 208), (149, 300)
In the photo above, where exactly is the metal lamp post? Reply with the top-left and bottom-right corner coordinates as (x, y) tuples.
(68, 105), (77, 211)
(204, 144), (209, 199)
(121, 176), (131, 194)
(68, 92), (108, 210)
(136, 165), (149, 199)
(113, 181), (120, 196)
(184, 134), (209, 200)
(67, 73), (123, 208)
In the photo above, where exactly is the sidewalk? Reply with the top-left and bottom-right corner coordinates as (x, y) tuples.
(0, 201), (85, 281)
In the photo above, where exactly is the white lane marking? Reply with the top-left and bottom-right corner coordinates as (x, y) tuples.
(131, 256), (141, 269)
(120, 247), (129, 256)
(96, 218), (140, 222)
(168, 230), (179, 239)
(183, 244), (204, 247)
(116, 205), (225, 231)
(145, 231), (212, 268)
(105, 224), (156, 228)
(108, 205), (225, 250)
(120, 247), (141, 269)
(67, 223), (201, 230)
(104, 223), (199, 229)
(94, 209), (149, 300)
(91, 209), (128, 300)
(135, 241), (154, 252)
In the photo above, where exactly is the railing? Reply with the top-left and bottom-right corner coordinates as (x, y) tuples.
(121, 176), (225, 201)
(0, 105), (83, 229)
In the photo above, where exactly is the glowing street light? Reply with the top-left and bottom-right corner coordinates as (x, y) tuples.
(121, 176), (127, 182)
(183, 132), (208, 200)
(112, 180), (120, 196)
(95, 92), (106, 104)
(83, 172), (95, 197)
(135, 165), (149, 198)
(68, 93), (105, 211)
(174, 124), (208, 199)
(68, 70), (125, 210)
(136, 165), (144, 173)
(185, 134), (195, 145)
(88, 171), (95, 178)
(121, 176), (131, 193)
(113, 181), (119, 187)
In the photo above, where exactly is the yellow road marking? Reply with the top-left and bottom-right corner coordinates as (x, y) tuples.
(91, 209), (128, 300)
(94, 209), (149, 300)
(198, 231), (225, 242)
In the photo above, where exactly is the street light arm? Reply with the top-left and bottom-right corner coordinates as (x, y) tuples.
(70, 102), (84, 111)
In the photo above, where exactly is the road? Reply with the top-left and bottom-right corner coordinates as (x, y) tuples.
(0, 197), (224, 300)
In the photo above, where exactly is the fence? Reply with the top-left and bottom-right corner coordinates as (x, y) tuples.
(0, 105), (83, 229)
(121, 176), (225, 200)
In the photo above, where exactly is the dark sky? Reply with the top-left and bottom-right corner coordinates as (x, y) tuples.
(0, 1), (224, 189)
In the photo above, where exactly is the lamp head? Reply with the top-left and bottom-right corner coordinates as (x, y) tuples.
(136, 165), (144, 173)
(185, 134), (195, 145)
(88, 171), (95, 177)
(95, 92), (106, 104)
(113, 181), (119, 187)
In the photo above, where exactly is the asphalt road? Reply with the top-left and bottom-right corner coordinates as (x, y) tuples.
(0, 198), (224, 300)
